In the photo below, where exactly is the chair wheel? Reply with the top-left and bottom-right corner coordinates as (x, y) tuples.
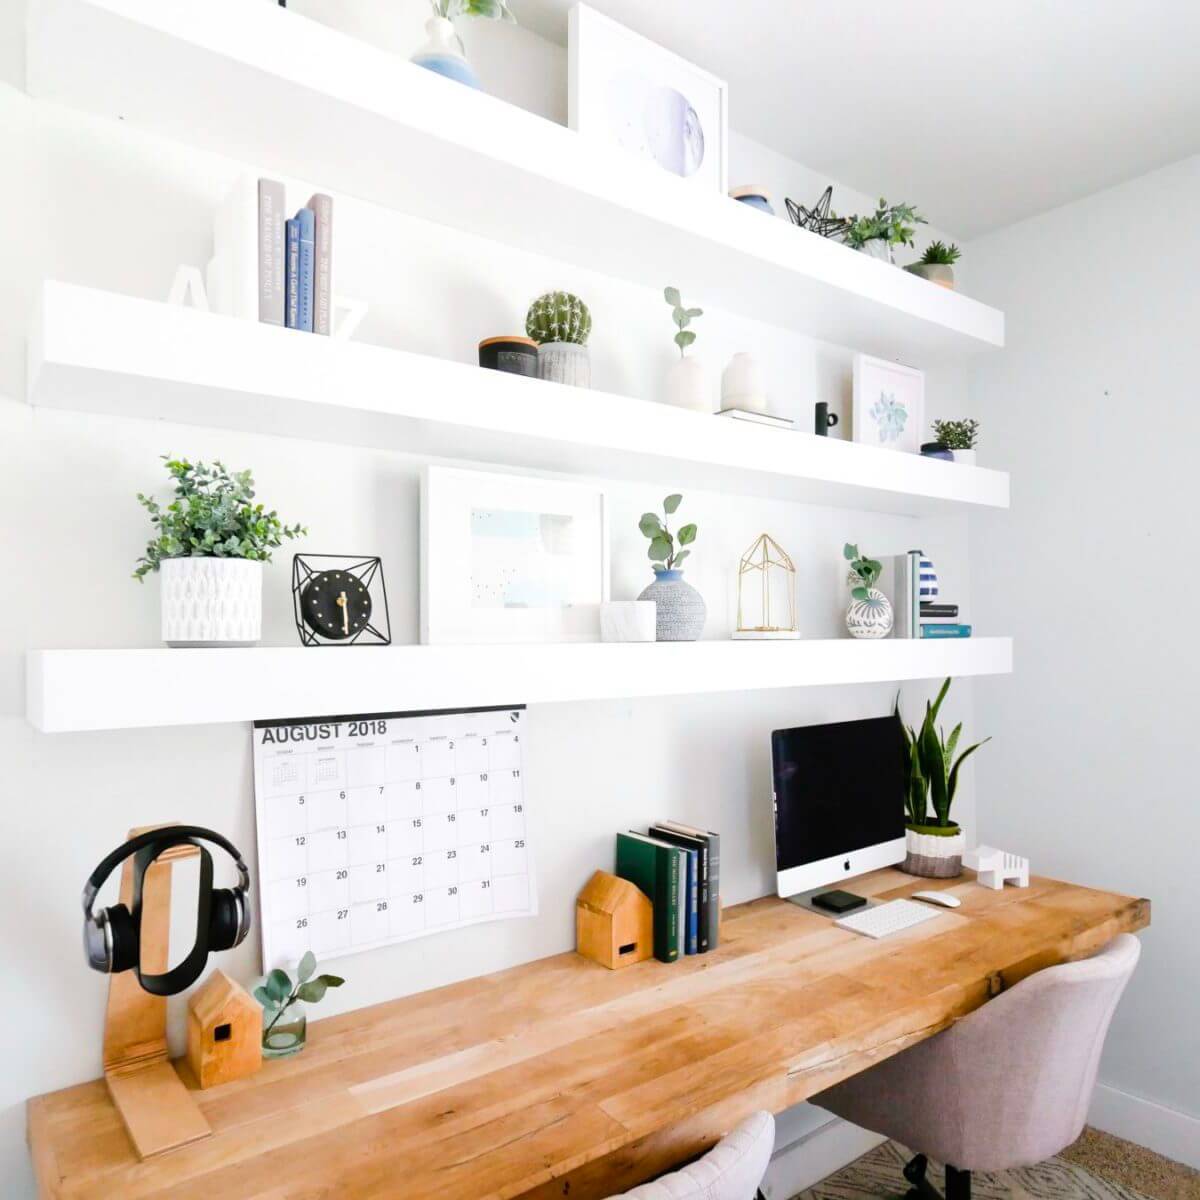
(903, 1155), (929, 1187)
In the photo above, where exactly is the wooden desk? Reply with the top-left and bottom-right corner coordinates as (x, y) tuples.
(27, 870), (1148, 1199)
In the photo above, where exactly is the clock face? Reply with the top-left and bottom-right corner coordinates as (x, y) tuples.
(300, 570), (373, 641)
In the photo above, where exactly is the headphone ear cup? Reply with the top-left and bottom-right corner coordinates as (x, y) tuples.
(208, 888), (243, 952)
(105, 904), (138, 974)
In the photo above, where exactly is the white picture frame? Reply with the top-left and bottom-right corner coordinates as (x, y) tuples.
(421, 467), (609, 645)
(851, 355), (926, 454)
(568, 4), (728, 194)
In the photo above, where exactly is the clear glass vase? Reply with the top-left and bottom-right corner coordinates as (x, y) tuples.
(410, 16), (481, 89)
(262, 1001), (306, 1059)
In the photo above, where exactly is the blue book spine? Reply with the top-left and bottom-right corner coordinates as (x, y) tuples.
(295, 206), (315, 333)
(284, 218), (300, 329)
(920, 623), (973, 638)
(684, 848), (698, 955)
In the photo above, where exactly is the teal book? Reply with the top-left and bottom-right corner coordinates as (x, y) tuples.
(920, 623), (973, 638)
(648, 825), (701, 954)
(615, 832), (681, 963)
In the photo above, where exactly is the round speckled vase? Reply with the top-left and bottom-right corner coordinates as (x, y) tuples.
(637, 569), (706, 641)
(160, 557), (263, 647)
(845, 588), (893, 639)
(902, 824), (965, 878)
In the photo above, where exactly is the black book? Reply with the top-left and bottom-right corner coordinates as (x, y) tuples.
(655, 820), (720, 952)
(649, 825), (709, 953)
(920, 602), (959, 617)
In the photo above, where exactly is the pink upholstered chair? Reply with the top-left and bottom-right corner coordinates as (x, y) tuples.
(812, 933), (1140, 1200)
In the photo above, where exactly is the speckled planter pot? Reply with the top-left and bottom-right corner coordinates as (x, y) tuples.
(537, 342), (590, 388)
(160, 557), (263, 647)
(902, 825), (965, 878)
(637, 569), (706, 641)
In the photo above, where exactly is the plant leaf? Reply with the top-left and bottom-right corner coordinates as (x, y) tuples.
(948, 737), (991, 807)
(265, 969), (292, 1003)
(296, 979), (328, 1004)
(253, 985), (277, 1010)
(672, 549), (690, 565)
(843, 543), (858, 561)
(638, 512), (662, 538)
(663, 494), (683, 514)
(674, 330), (696, 350)
(648, 536), (672, 562)
(685, 307), (703, 318)
(317, 974), (345, 988)
(297, 950), (317, 983)
(663, 286), (681, 306)
(851, 586), (868, 601)
(677, 523), (697, 545)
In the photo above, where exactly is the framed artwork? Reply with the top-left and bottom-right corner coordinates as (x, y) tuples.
(568, 4), (728, 194)
(421, 467), (609, 644)
(852, 355), (925, 453)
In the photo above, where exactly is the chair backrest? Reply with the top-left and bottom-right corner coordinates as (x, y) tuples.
(611, 1111), (774, 1200)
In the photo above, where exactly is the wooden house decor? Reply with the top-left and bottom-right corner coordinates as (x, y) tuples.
(186, 969), (263, 1089)
(575, 870), (654, 969)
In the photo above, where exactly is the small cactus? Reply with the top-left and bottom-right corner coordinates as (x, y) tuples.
(525, 291), (592, 346)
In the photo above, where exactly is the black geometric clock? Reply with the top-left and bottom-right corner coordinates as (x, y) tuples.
(291, 555), (391, 647)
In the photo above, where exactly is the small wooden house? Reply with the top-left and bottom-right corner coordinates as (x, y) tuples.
(576, 870), (654, 970)
(186, 969), (262, 1089)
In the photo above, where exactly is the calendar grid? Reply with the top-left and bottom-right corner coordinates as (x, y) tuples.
(253, 707), (534, 970)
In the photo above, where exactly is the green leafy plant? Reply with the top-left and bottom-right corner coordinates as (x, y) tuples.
(920, 240), (961, 266)
(843, 543), (882, 602)
(663, 286), (702, 357)
(931, 418), (980, 450)
(430, 0), (515, 22)
(845, 198), (927, 249)
(896, 678), (990, 830)
(133, 457), (306, 581)
(639, 493), (697, 572)
(525, 291), (592, 346)
(255, 951), (345, 1041)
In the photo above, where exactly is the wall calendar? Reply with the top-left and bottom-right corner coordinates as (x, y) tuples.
(252, 705), (534, 970)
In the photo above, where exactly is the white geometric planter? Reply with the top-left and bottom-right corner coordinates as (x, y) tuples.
(160, 557), (263, 647)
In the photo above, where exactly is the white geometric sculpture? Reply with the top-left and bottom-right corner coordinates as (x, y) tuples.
(964, 845), (1030, 890)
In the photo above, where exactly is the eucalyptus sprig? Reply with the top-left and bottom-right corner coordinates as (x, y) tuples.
(255, 951), (344, 1040)
(843, 542), (882, 601)
(430, 0), (516, 22)
(845, 198), (927, 250)
(639, 493), (697, 572)
(664, 286), (702, 358)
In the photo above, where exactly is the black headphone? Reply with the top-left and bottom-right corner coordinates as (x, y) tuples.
(82, 826), (251, 997)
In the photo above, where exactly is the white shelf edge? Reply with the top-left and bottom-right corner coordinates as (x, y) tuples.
(28, 283), (1010, 515)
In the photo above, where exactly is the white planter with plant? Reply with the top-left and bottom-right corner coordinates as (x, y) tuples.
(932, 418), (980, 466)
(637, 494), (705, 641)
(662, 286), (708, 412)
(843, 543), (892, 639)
(897, 678), (990, 878)
(845, 198), (926, 265)
(134, 456), (306, 647)
(526, 291), (592, 388)
(906, 241), (961, 289)
(410, 0), (516, 91)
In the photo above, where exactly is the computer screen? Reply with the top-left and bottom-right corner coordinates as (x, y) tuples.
(771, 714), (906, 895)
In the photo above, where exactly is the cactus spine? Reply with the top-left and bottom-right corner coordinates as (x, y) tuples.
(525, 291), (592, 346)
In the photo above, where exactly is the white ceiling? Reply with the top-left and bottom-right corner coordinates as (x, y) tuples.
(512, 0), (1200, 238)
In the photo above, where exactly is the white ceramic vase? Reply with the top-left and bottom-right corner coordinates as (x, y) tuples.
(952, 448), (977, 466)
(859, 238), (894, 264)
(902, 825), (965, 878)
(846, 587), (893, 639)
(160, 557), (263, 647)
(721, 352), (768, 412)
(538, 342), (590, 388)
(664, 356), (709, 412)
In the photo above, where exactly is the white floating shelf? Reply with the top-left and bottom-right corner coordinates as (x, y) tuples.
(27, 639), (1013, 733)
(29, 284), (1009, 515)
(26, 0), (1003, 363)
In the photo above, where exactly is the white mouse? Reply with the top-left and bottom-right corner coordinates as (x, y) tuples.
(911, 890), (961, 909)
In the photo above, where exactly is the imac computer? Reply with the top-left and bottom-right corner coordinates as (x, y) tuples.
(771, 714), (906, 900)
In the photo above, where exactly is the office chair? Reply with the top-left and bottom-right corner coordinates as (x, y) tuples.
(611, 1110), (774, 1199)
(812, 933), (1141, 1200)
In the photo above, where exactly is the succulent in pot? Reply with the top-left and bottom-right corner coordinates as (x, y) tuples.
(906, 240), (961, 288)
(525, 291), (592, 388)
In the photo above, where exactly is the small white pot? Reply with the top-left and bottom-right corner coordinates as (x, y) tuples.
(664, 356), (709, 412)
(721, 351), (767, 412)
(859, 238), (894, 263)
(538, 342), (590, 388)
(160, 557), (263, 647)
(952, 448), (977, 466)
(600, 601), (657, 643)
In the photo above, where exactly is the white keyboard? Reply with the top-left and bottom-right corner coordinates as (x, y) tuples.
(835, 898), (943, 939)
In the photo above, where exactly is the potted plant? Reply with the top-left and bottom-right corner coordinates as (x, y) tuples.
(662, 286), (707, 411)
(133, 456), (306, 647)
(844, 198), (927, 264)
(897, 677), (990, 877)
(255, 951), (345, 1059)
(410, 0), (516, 90)
(930, 418), (980, 466)
(525, 291), (592, 388)
(843, 543), (892, 638)
(636, 494), (705, 640)
(906, 241), (961, 289)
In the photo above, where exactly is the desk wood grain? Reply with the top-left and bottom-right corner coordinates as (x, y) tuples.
(27, 870), (1149, 1199)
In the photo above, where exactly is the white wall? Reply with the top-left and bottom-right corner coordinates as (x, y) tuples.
(0, 6), (980, 1194)
(966, 153), (1200, 1166)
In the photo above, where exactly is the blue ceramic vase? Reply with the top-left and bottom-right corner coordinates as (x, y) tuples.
(411, 17), (481, 89)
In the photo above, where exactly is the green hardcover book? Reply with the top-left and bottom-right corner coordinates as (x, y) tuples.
(615, 832), (681, 963)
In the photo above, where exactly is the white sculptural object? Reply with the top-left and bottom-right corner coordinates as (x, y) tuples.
(964, 845), (1030, 890)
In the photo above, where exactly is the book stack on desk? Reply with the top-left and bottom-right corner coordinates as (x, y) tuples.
(615, 823), (720, 963)
(920, 602), (972, 639)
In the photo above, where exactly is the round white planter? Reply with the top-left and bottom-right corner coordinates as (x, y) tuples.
(845, 588), (893, 639)
(160, 557), (263, 647)
(721, 352), (768, 412)
(952, 448), (977, 466)
(664, 357), (709, 412)
(858, 238), (894, 264)
(537, 342), (590, 388)
(902, 826), (965, 878)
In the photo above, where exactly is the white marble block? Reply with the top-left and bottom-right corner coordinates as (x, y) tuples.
(600, 601), (657, 643)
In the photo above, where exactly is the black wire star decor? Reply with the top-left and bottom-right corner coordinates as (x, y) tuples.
(785, 186), (851, 240)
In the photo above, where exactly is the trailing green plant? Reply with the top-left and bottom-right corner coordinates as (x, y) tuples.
(639, 493), (697, 572)
(132, 457), (306, 581)
(843, 543), (882, 601)
(845, 198), (927, 249)
(430, 0), (515, 22)
(663, 286), (702, 357)
(920, 240), (961, 266)
(255, 951), (344, 1042)
(525, 291), (592, 346)
(930, 418), (980, 450)
(896, 677), (990, 830)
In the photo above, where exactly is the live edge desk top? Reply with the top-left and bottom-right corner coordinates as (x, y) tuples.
(28, 870), (1149, 1200)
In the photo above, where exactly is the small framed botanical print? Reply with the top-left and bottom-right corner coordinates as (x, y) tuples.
(852, 355), (925, 453)
(421, 466), (609, 645)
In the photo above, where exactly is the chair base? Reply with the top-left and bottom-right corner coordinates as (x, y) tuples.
(901, 1154), (972, 1200)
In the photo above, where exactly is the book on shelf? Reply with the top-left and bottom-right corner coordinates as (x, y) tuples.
(920, 623), (973, 638)
(615, 832), (681, 963)
(295, 206), (315, 333)
(285, 216), (301, 329)
(920, 602), (959, 618)
(308, 192), (333, 336)
(648, 825), (704, 954)
(716, 407), (793, 429)
(651, 820), (720, 951)
(890, 550), (921, 639)
(257, 179), (285, 327)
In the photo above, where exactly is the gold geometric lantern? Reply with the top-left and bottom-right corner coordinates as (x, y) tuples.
(733, 533), (801, 639)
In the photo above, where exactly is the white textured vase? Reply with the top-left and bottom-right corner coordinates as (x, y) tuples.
(538, 342), (590, 388)
(846, 587), (893, 639)
(160, 557), (263, 647)
(721, 352), (768, 412)
(903, 826), (965, 878)
(859, 238), (894, 264)
(637, 569), (706, 641)
(664, 356), (709, 412)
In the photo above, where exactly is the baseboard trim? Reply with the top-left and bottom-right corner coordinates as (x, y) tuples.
(763, 1115), (886, 1198)
(1088, 1083), (1200, 1170)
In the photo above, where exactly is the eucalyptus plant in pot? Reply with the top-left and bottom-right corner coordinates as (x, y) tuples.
(637, 494), (705, 641)
(843, 543), (892, 638)
(845, 198), (927, 264)
(897, 677), (990, 877)
(133, 456), (306, 647)
(662, 286), (707, 411)
(410, 0), (516, 91)
(255, 951), (344, 1059)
